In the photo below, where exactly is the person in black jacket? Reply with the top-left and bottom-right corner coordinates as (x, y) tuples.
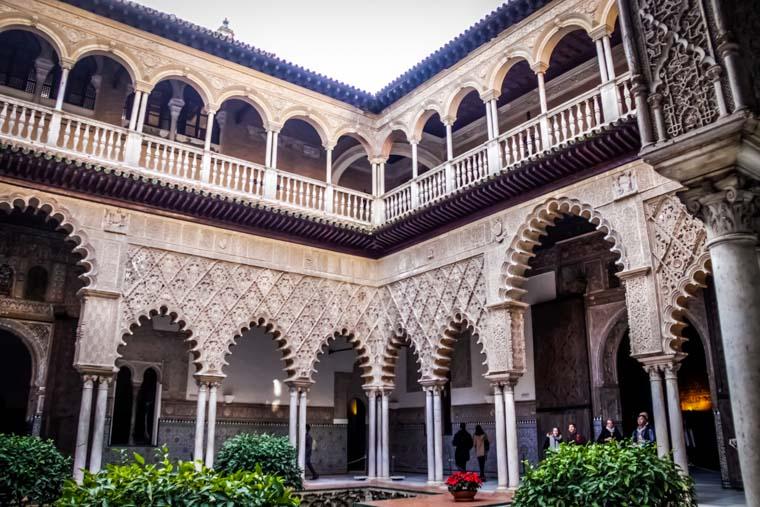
(452, 423), (474, 471)
(566, 423), (587, 445)
(305, 424), (319, 480)
(631, 412), (656, 445)
(597, 418), (623, 443)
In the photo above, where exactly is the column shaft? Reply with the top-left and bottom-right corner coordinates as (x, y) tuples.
(88, 378), (110, 473)
(425, 389), (435, 483)
(135, 91), (150, 133)
(648, 367), (671, 457)
(289, 387), (298, 446)
(325, 148), (333, 184)
(432, 388), (444, 482)
(445, 124), (454, 160)
(485, 101), (494, 140)
(265, 130), (273, 167)
(503, 384), (519, 488)
(55, 68), (70, 111)
(298, 389), (308, 474)
(595, 38), (610, 83)
(73, 377), (94, 483)
(367, 390), (377, 478)
(603, 35), (616, 80)
(493, 384), (508, 489)
(203, 111), (216, 152)
(537, 72), (548, 114)
(128, 91), (142, 131)
(381, 391), (390, 477)
(490, 100), (500, 137)
(204, 383), (218, 468)
(271, 132), (279, 168)
(193, 383), (208, 464)
(664, 367), (689, 473)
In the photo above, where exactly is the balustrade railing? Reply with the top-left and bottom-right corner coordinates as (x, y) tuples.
(333, 187), (373, 223)
(276, 171), (326, 212)
(141, 135), (204, 181)
(0, 73), (634, 228)
(209, 152), (265, 196)
(59, 116), (128, 162)
(384, 183), (413, 221)
(452, 144), (489, 188)
(0, 97), (51, 144)
(418, 166), (447, 206)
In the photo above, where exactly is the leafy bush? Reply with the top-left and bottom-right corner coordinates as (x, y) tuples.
(513, 441), (696, 507)
(56, 448), (300, 506)
(0, 434), (71, 506)
(216, 433), (303, 489)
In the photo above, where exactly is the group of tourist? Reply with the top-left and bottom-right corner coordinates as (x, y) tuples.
(447, 412), (657, 481)
(543, 412), (656, 452)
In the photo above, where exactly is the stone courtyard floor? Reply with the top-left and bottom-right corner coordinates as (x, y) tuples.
(302, 468), (746, 506)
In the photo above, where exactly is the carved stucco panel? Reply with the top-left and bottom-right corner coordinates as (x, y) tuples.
(622, 271), (662, 355)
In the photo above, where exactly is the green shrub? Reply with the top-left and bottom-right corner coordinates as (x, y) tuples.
(216, 433), (303, 489)
(0, 434), (71, 506)
(513, 441), (696, 507)
(56, 448), (300, 506)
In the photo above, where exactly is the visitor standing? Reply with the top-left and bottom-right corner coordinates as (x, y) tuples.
(597, 418), (623, 443)
(472, 425), (490, 480)
(452, 423), (473, 471)
(305, 424), (319, 480)
(566, 423), (587, 445)
(631, 412), (655, 445)
(543, 427), (563, 452)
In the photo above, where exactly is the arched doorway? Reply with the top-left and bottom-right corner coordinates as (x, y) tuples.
(616, 330), (651, 437)
(0, 329), (32, 434)
(110, 366), (133, 445)
(346, 397), (366, 472)
(680, 321), (719, 470)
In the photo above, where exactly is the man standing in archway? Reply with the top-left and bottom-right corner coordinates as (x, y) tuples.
(452, 423), (473, 471)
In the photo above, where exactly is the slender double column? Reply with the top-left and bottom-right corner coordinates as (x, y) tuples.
(367, 389), (377, 478)
(286, 381), (312, 477)
(424, 388), (435, 483)
(205, 382), (219, 468)
(381, 390), (390, 477)
(73, 373), (114, 482)
(489, 376), (520, 490)
(645, 364), (671, 458)
(491, 383), (508, 490)
(432, 385), (444, 483)
(192, 376), (224, 468)
(365, 387), (391, 479)
(193, 382), (208, 464)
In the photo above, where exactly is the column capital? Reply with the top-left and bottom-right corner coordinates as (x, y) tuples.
(486, 372), (520, 388)
(369, 156), (387, 166)
(267, 122), (284, 134)
(195, 374), (225, 387)
(530, 62), (548, 74)
(441, 115), (456, 127)
(589, 25), (612, 41)
(685, 175), (760, 241)
(75, 364), (117, 378)
(420, 380), (446, 393)
(479, 89), (501, 103)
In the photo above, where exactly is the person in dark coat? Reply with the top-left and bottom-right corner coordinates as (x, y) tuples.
(631, 412), (656, 445)
(305, 424), (319, 480)
(452, 423), (473, 471)
(566, 423), (587, 445)
(597, 418), (624, 443)
(543, 427), (563, 452)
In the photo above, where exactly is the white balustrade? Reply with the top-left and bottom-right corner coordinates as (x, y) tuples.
(59, 116), (127, 162)
(333, 188), (373, 223)
(209, 153), (265, 196)
(417, 166), (447, 206)
(0, 97), (51, 144)
(616, 75), (636, 117)
(497, 118), (543, 169)
(383, 183), (413, 221)
(141, 135), (203, 181)
(276, 172), (326, 212)
(451, 145), (489, 189)
(547, 88), (603, 146)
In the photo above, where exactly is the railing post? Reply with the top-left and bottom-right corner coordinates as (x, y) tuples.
(372, 197), (385, 226)
(124, 131), (142, 166)
(263, 168), (278, 200)
(324, 184), (334, 214)
(445, 162), (455, 193)
(600, 81), (620, 122)
(487, 139), (501, 175)
(539, 114), (551, 151)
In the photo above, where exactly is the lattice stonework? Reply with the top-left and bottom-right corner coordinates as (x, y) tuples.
(646, 195), (710, 351)
(120, 246), (487, 383)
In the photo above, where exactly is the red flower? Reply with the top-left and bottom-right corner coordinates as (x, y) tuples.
(445, 471), (483, 491)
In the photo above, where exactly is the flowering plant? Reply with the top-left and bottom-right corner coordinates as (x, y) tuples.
(445, 471), (483, 492)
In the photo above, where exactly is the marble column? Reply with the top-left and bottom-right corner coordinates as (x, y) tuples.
(602, 35), (616, 80)
(490, 99), (500, 137)
(193, 382), (208, 464)
(88, 376), (111, 474)
(485, 101), (494, 140)
(128, 91), (143, 131)
(424, 388), (435, 483)
(135, 91), (150, 133)
(367, 389), (377, 478)
(432, 386), (444, 483)
(503, 381), (519, 488)
(297, 388), (308, 474)
(595, 37), (610, 83)
(271, 131), (279, 168)
(536, 71), (548, 114)
(73, 375), (94, 483)
(646, 365), (671, 458)
(203, 111), (216, 152)
(691, 184), (760, 506)
(376, 393), (383, 477)
(381, 390), (390, 477)
(288, 386), (298, 447)
(492, 383), (508, 490)
(265, 129), (273, 167)
(663, 363), (688, 473)
(205, 382), (219, 468)
(444, 122), (454, 161)
(54, 67), (70, 111)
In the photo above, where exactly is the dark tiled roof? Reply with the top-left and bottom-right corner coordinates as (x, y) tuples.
(59, 0), (550, 113)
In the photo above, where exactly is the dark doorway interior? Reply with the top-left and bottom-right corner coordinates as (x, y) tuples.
(617, 331), (651, 437)
(111, 366), (133, 445)
(134, 368), (158, 445)
(0, 330), (32, 434)
(680, 322), (719, 470)
(346, 397), (366, 472)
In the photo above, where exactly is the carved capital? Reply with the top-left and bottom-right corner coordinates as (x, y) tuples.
(687, 181), (760, 240)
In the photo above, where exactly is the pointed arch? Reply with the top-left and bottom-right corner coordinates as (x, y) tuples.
(501, 197), (627, 301)
(0, 193), (97, 287)
(308, 329), (374, 385)
(222, 315), (294, 379)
